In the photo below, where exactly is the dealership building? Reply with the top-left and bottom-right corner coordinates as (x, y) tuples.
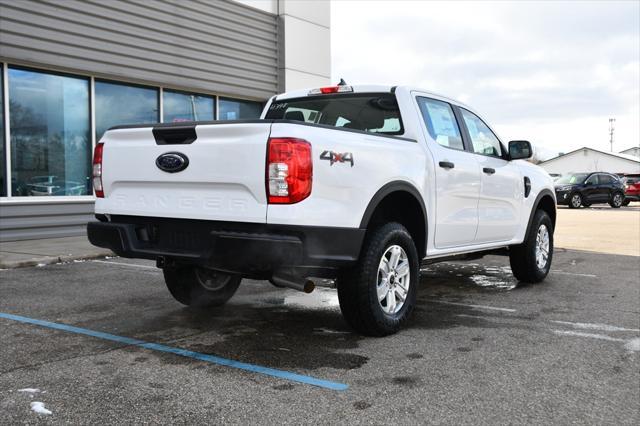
(0, 0), (330, 241)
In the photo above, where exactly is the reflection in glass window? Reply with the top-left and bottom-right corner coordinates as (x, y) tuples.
(95, 80), (158, 140)
(219, 97), (262, 120)
(9, 68), (91, 197)
(0, 65), (5, 196)
(460, 109), (503, 157)
(416, 97), (464, 150)
(163, 90), (214, 123)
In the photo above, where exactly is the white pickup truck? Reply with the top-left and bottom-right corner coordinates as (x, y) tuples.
(88, 84), (556, 336)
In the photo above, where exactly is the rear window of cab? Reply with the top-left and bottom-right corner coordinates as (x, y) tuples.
(265, 93), (404, 135)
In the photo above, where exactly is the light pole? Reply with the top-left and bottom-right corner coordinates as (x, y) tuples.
(609, 118), (616, 152)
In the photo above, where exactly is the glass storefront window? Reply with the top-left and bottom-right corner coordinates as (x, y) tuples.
(163, 90), (214, 123)
(0, 65), (5, 196)
(218, 97), (263, 120)
(8, 67), (91, 197)
(95, 80), (158, 140)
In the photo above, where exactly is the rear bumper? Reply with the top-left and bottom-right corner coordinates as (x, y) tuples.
(624, 194), (640, 201)
(87, 215), (365, 278)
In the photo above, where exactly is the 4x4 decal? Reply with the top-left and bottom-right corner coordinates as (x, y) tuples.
(320, 150), (354, 167)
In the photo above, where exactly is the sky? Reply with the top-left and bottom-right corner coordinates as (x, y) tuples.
(331, 0), (640, 160)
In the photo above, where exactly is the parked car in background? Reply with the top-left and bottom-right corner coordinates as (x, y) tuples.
(621, 174), (640, 206)
(555, 172), (625, 208)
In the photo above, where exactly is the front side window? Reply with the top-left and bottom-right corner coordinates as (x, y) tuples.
(265, 93), (404, 135)
(9, 67), (91, 197)
(219, 97), (263, 120)
(460, 109), (503, 158)
(585, 174), (599, 185)
(163, 90), (214, 123)
(416, 97), (464, 150)
(95, 80), (158, 140)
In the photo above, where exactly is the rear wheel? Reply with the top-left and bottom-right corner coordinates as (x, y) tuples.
(337, 222), (419, 336)
(163, 267), (241, 307)
(509, 210), (553, 283)
(569, 193), (582, 209)
(609, 192), (624, 208)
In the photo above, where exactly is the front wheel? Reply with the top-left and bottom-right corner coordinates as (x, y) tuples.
(609, 192), (624, 208)
(622, 199), (631, 206)
(509, 210), (553, 283)
(163, 267), (241, 307)
(568, 193), (582, 209)
(337, 222), (419, 336)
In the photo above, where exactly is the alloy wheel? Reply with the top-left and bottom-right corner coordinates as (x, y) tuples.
(535, 224), (550, 270)
(377, 245), (410, 315)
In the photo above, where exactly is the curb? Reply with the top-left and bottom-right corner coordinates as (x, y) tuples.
(0, 251), (114, 270)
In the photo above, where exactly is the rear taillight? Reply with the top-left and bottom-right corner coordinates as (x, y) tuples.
(266, 138), (312, 204)
(92, 143), (104, 198)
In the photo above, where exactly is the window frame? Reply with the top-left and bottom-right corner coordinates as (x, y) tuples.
(455, 106), (509, 161)
(415, 96), (468, 152)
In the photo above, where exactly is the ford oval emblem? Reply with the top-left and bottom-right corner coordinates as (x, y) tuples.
(156, 152), (189, 173)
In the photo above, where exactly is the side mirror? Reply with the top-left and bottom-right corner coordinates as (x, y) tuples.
(508, 140), (532, 160)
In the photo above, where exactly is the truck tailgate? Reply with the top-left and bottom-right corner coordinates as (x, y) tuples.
(95, 122), (271, 223)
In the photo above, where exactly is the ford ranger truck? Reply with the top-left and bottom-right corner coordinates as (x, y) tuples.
(88, 84), (556, 336)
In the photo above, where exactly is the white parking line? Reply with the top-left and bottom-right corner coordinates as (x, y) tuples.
(552, 330), (625, 342)
(551, 270), (598, 278)
(92, 260), (158, 270)
(431, 300), (516, 313)
(551, 320), (640, 332)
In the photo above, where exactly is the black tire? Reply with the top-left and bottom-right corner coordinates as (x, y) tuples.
(336, 222), (419, 336)
(568, 192), (582, 209)
(609, 192), (624, 208)
(163, 267), (241, 307)
(622, 199), (631, 206)
(509, 210), (553, 283)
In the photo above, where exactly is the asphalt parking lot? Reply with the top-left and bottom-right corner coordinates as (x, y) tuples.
(1, 208), (639, 424)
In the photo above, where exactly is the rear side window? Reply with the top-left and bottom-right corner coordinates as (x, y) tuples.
(460, 108), (503, 158)
(265, 93), (404, 135)
(416, 97), (464, 150)
(598, 174), (611, 184)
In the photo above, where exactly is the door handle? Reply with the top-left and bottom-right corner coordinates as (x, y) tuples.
(439, 161), (455, 169)
(483, 167), (496, 175)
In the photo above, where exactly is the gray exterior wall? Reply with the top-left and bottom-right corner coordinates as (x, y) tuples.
(0, 0), (278, 99)
(0, 201), (94, 242)
(0, 0), (279, 241)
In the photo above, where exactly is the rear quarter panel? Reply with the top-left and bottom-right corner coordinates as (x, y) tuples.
(266, 123), (427, 228)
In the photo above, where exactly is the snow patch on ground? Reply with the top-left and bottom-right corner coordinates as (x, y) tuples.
(30, 402), (52, 415)
(625, 338), (640, 353)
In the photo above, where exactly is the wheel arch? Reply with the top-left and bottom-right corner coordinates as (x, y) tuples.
(359, 181), (428, 257)
(526, 189), (556, 237)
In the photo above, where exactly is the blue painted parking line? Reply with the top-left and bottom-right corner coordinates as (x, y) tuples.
(0, 312), (348, 391)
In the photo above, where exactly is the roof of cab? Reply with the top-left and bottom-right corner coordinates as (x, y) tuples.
(273, 84), (470, 109)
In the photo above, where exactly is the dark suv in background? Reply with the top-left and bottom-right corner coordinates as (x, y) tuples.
(554, 172), (625, 208)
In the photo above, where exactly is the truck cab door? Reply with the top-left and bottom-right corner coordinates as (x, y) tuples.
(457, 107), (522, 244)
(414, 96), (480, 248)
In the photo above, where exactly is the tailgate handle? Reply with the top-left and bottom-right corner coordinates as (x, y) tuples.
(153, 126), (197, 145)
